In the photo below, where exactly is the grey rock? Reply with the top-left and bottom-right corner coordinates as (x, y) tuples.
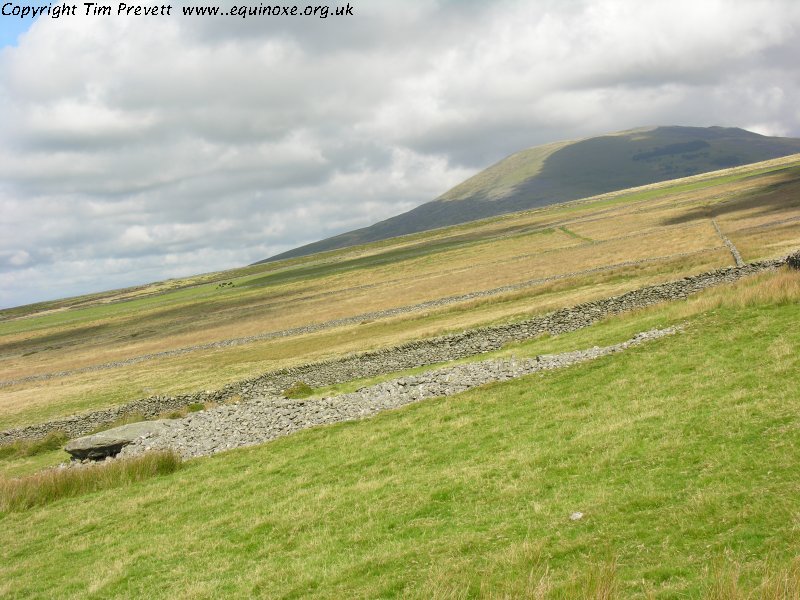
(117, 327), (679, 461)
(64, 420), (172, 460)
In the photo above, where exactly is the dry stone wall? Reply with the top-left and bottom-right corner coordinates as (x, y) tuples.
(117, 327), (679, 460)
(0, 248), (717, 389)
(0, 255), (788, 445)
(712, 219), (745, 267)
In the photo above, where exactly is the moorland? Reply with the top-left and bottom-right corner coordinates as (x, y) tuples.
(1, 151), (800, 598)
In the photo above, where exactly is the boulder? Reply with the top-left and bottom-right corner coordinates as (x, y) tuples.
(64, 420), (171, 460)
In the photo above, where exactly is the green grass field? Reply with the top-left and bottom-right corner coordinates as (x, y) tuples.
(1, 269), (799, 598)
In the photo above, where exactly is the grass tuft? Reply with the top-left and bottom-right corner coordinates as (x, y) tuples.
(553, 559), (619, 600)
(284, 381), (314, 399)
(0, 430), (69, 461)
(759, 558), (800, 600)
(158, 402), (207, 420)
(0, 450), (181, 513)
(703, 557), (800, 600)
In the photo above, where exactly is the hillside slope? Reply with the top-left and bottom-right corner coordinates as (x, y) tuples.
(2, 154), (799, 432)
(262, 126), (800, 262)
(3, 269), (800, 597)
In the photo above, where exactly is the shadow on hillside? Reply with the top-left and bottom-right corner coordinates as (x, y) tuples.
(661, 172), (800, 226)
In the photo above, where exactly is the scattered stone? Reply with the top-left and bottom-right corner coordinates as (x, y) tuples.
(2, 251), (793, 448)
(64, 420), (172, 460)
(570, 512), (584, 521)
(118, 327), (679, 461)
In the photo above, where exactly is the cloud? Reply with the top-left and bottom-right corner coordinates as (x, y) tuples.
(1, 0), (800, 308)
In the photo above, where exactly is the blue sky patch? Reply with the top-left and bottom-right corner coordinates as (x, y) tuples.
(0, 11), (36, 47)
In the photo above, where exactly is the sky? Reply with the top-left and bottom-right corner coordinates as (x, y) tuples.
(1, 0), (799, 309)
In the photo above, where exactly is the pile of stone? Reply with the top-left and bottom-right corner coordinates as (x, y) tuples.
(64, 421), (172, 460)
(94, 327), (679, 461)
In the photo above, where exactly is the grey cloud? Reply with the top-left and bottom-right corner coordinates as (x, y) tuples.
(2, 0), (800, 308)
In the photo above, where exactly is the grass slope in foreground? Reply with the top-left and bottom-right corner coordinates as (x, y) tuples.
(1, 269), (799, 598)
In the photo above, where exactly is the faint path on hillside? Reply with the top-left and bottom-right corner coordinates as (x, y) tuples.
(0, 247), (722, 389)
(712, 218), (745, 267)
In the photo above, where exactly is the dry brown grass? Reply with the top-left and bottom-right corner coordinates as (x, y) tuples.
(731, 225), (800, 263)
(1, 157), (799, 429)
(704, 558), (800, 600)
(682, 267), (800, 314)
(0, 225), (720, 383)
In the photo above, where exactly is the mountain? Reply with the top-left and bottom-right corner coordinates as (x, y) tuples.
(258, 126), (800, 263)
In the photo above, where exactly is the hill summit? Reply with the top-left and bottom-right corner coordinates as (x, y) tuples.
(260, 126), (800, 262)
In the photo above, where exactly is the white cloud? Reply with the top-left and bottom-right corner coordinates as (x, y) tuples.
(1, 0), (800, 308)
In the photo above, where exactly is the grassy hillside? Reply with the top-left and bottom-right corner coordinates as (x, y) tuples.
(2, 269), (799, 598)
(265, 126), (800, 261)
(1, 140), (800, 598)
(1, 155), (799, 431)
